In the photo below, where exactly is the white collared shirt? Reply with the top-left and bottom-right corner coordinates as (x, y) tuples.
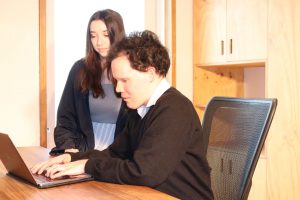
(137, 78), (171, 118)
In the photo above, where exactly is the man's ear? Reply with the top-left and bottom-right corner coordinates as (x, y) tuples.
(146, 66), (156, 82)
(146, 66), (156, 72)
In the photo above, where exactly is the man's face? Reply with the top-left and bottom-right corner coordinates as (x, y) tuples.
(111, 55), (153, 109)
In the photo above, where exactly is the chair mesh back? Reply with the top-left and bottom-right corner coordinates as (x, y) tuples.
(203, 97), (277, 200)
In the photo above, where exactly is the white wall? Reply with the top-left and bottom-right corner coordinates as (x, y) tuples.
(53, 0), (146, 116)
(0, 0), (193, 147)
(0, 0), (40, 146)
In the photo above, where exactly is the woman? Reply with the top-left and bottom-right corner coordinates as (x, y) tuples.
(50, 9), (128, 155)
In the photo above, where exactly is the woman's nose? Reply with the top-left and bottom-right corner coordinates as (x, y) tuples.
(97, 36), (106, 46)
(97, 38), (102, 46)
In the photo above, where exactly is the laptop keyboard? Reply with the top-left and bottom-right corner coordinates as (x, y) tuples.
(33, 174), (53, 183)
(33, 173), (72, 183)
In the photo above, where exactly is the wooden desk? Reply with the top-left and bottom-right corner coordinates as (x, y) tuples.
(0, 147), (178, 200)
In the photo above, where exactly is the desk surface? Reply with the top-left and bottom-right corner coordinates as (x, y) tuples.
(0, 147), (178, 200)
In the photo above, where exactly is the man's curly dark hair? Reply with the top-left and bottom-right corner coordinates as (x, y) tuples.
(107, 30), (170, 78)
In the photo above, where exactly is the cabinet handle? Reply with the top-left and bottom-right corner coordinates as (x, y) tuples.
(221, 40), (224, 55)
(230, 39), (233, 54)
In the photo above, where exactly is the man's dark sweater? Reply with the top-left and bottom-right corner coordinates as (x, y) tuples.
(70, 87), (214, 200)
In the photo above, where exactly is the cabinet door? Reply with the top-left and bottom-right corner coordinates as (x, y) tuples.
(226, 0), (267, 62)
(197, 0), (226, 65)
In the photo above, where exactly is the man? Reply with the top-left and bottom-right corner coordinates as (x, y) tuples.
(32, 30), (214, 200)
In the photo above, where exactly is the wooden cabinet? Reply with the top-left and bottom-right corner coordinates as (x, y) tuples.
(194, 0), (300, 199)
(193, 66), (245, 119)
(193, 0), (266, 119)
(226, 0), (267, 62)
(193, 0), (300, 199)
(196, 0), (267, 65)
(196, 0), (226, 64)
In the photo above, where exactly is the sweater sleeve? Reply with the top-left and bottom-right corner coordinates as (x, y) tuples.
(82, 91), (202, 187)
(53, 60), (86, 151)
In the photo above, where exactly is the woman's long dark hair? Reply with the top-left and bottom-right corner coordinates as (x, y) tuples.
(78, 9), (125, 98)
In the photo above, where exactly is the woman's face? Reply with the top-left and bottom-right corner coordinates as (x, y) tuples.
(90, 20), (111, 57)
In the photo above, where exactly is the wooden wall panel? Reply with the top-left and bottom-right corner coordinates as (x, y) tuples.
(39, 0), (47, 147)
(194, 66), (244, 107)
(267, 0), (300, 199)
(248, 158), (267, 200)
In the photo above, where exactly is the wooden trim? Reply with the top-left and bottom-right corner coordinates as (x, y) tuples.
(193, 0), (199, 105)
(39, 0), (47, 147)
(195, 60), (266, 69)
(171, 0), (176, 87)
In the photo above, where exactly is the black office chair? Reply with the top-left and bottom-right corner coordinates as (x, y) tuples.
(202, 96), (277, 200)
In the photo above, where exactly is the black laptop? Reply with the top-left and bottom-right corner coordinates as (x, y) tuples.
(0, 132), (93, 188)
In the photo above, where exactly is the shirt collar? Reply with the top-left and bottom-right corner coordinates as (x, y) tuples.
(137, 78), (171, 118)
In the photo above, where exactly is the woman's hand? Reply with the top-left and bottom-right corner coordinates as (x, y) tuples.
(30, 153), (71, 175)
(45, 159), (88, 179)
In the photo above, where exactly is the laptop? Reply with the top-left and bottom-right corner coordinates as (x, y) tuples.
(0, 132), (93, 188)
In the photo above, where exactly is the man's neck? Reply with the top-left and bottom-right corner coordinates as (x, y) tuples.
(137, 78), (170, 118)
